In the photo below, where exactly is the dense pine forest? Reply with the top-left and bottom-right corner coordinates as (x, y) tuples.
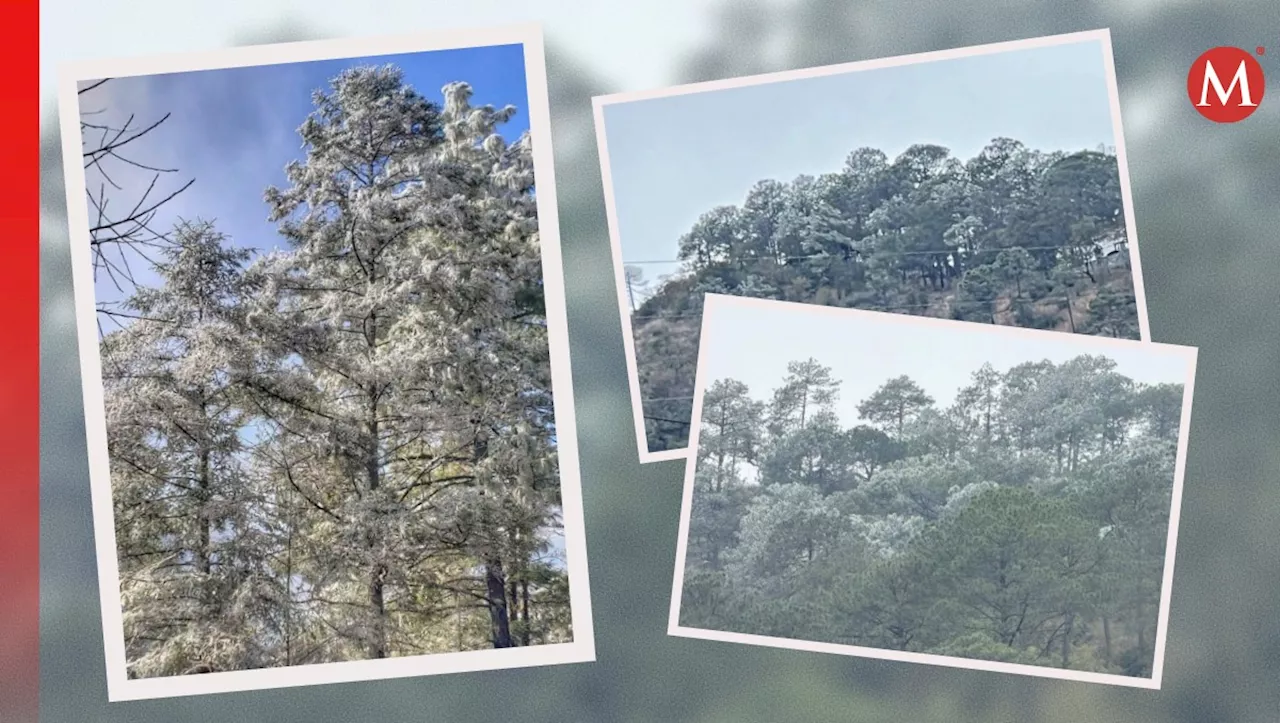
(626, 140), (1141, 451)
(679, 356), (1181, 677)
(90, 67), (572, 678)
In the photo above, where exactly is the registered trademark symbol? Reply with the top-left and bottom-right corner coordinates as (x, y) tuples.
(1258, 46), (1266, 56)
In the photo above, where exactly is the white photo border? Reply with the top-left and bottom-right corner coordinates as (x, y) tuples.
(593, 28), (1154, 464)
(57, 22), (596, 702)
(667, 294), (1196, 690)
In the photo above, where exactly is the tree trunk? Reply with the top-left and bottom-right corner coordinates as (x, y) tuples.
(365, 367), (388, 658)
(485, 559), (514, 648)
(369, 565), (388, 658)
(520, 579), (531, 646)
(715, 410), (728, 491)
(195, 387), (213, 579)
(283, 486), (298, 665)
(799, 389), (808, 430)
(197, 446), (212, 577)
(455, 590), (464, 650)
(508, 578), (520, 646)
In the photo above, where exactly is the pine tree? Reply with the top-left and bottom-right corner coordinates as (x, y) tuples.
(243, 64), (452, 659)
(99, 63), (573, 674)
(102, 219), (260, 677)
(405, 81), (564, 649)
(242, 67), (567, 655)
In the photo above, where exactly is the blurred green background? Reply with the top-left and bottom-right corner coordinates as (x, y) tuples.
(37, 0), (1280, 721)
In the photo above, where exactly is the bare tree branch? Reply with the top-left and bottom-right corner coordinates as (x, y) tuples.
(78, 79), (195, 306)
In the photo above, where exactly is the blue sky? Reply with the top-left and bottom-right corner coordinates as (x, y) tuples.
(83, 42), (528, 308)
(700, 297), (1193, 430)
(601, 38), (1119, 280)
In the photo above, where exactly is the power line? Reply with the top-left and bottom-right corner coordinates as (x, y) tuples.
(633, 291), (1137, 406)
(622, 243), (1125, 266)
(627, 255), (1136, 420)
(629, 294), (1103, 321)
(642, 414), (693, 428)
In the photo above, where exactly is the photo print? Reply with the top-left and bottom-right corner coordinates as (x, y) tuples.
(668, 294), (1196, 689)
(57, 24), (594, 701)
(594, 29), (1151, 461)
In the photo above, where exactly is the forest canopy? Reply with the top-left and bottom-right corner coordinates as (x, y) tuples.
(679, 355), (1183, 678)
(627, 139), (1141, 451)
(94, 65), (573, 678)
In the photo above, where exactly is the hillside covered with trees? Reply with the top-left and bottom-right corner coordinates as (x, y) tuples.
(627, 140), (1141, 451)
(679, 356), (1182, 677)
(91, 67), (573, 678)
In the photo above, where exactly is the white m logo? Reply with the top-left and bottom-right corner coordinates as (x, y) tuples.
(1197, 59), (1258, 107)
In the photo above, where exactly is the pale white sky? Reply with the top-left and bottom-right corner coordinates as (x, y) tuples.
(699, 296), (1194, 427)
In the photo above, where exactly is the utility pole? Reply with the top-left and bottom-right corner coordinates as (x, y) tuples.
(1064, 278), (1076, 333)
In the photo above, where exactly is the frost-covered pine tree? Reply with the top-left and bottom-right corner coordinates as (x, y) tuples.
(100, 63), (571, 675)
(244, 63), (572, 657)
(399, 81), (565, 648)
(101, 219), (263, 676)
(243, 64), (453, 660)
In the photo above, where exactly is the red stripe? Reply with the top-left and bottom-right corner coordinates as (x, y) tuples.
(0, 0), (41, 721)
